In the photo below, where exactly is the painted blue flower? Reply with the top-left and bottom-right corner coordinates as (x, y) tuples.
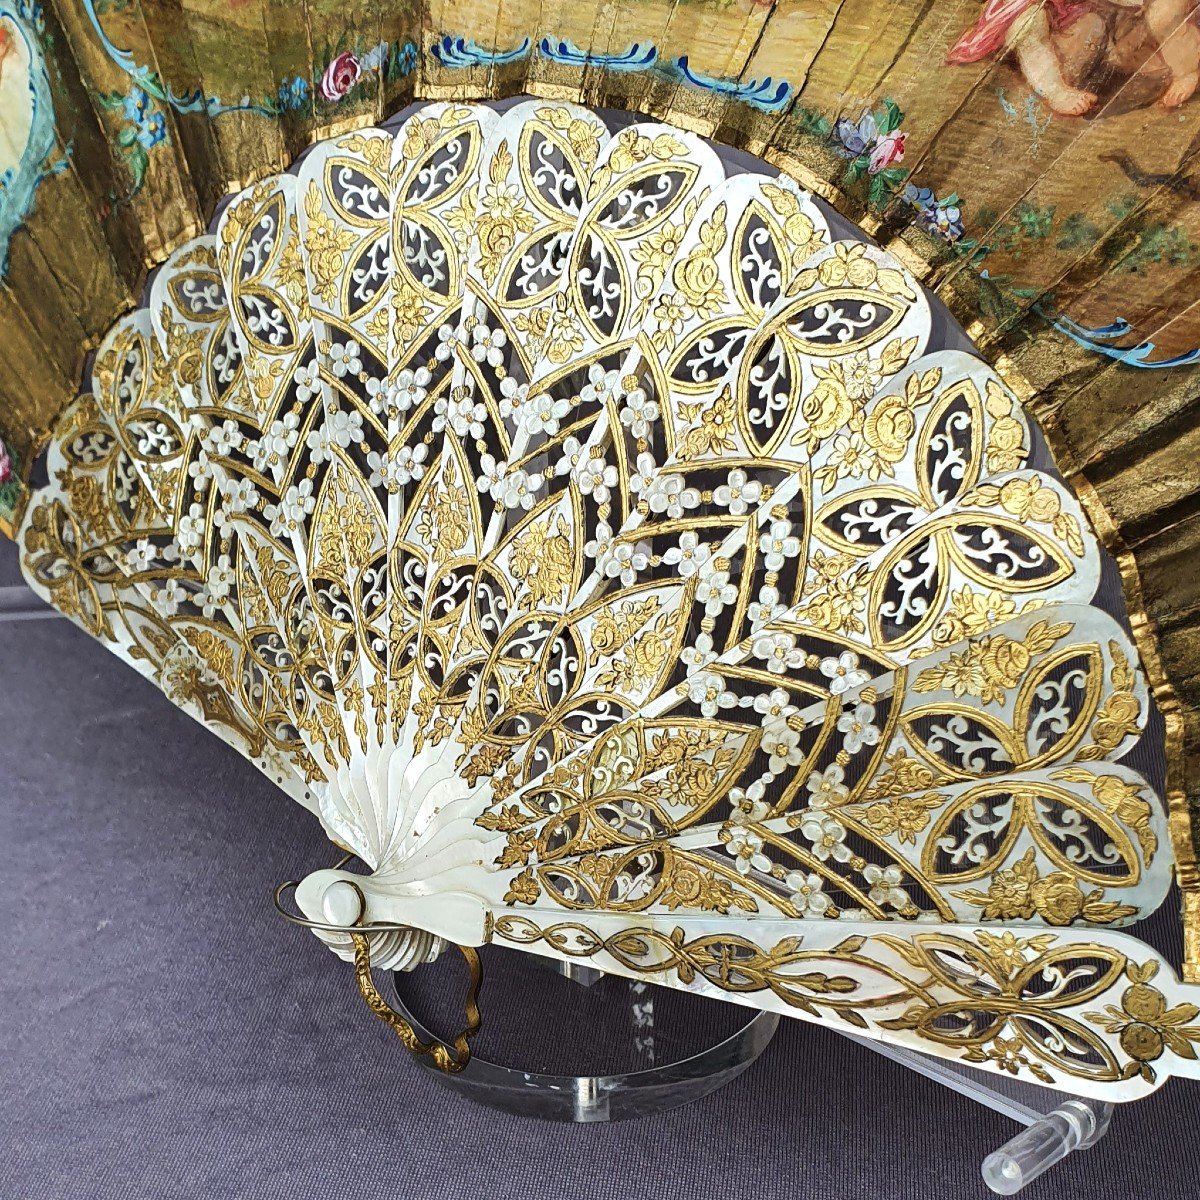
(834, 112), (878, 159)
(277, 75), (309, 111)
(397, 40), (418, 76)
(904, 184), (964, 242)
(137, 111), (166, 150)
(123, 86), (151, 124)
(360, 41), (390, 72)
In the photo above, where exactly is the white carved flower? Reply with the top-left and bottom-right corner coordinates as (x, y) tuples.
(205, 554), (235, 605)
(326, 407), (364, 448)
(754, 687), (797, 725)
(820, 650), (869, 696)
(662, 531), (711, 578)
(365, 376), (387, 415)
(328, 339), (362, 378)
(714, 467), (762, 516)
(265, 412), (301, 459)
(837, 701), (880, 754)
(496, 468), (544, 510)
(556, 435), (585, 478)
(752, 630), (804, 675)
(212, 506), (236, 544)
(806, 763), (849, 810)
(126, 538), (156, 572)
(498, 376), (529, 420)
(187, 448), (214, 493)
(283, 479), (316, 523)
(686, 669), (735, 718)
(619, 387), (659, 439)
(471, 323), (506, 367)
(293, 361), (320, 404)
(696, 560), (736, 616)
(392, 444), (427, 486)
(799, 812), (853, 863)
(580, 364), (619, 407)
(785, 870), (831, 917)
(748, 584), (787, 632)
(222, 477), (260, 515)
(604, 541), (648, 587)
(391, 367), (431, 414)
(477, 453), (509, 496)
(305, 425), (332, 464)
(151, 578), (187, 618)
(576, 454), (618, 503)
(205, 419), (242, 457)
(680, 632), (717, 675)
(758, 518), (801, 571)
(644, 473), (699, 519)
(436, 388), (487, 439)
(584, 521), (615, 563)
(247, 437), (271, 473)
(435, 323), (462, 362)
(176, 503), (205, 557)
(761, 720), (803, 774)
(727, 826), (771, 876)
(863, 863), (908, 910)
(728, 781), (770, 825)
(265, 478), (315, 536)
(629, 451), (657, 498)
(520, 391), (571, 439)
(370, 444), (427, 490)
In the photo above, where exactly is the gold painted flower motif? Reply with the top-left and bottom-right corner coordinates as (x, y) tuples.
(1087, 961), (1200, 1082)
(302, 182), (357, 303)
(930, 587), (1018, 646)
(954, 846), (1137, 925)
(544, 294), (584, 363)
(861, 791), (943, 844)
(913, 619), (1070, 705)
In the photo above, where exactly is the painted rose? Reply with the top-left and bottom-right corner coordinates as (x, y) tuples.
(319, 52), (361, 102)
(869, 130), (905, 173)
(0, 438), (11, 485)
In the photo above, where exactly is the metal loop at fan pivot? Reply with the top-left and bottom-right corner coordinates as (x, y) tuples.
(273, 863), (483, 1073)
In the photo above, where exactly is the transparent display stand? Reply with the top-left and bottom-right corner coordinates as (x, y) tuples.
(392, 949), (1112, 1196)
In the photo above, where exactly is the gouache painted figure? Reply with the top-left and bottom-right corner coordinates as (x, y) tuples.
(948, 0), (1200, 115)
(0, 4), (58, 276)
(0, 15), (33, 181)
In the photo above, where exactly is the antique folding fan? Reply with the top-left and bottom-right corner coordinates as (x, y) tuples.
(6, 2), (1200, 1106)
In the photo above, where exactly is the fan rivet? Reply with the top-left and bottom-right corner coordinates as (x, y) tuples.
(322, 879), (364, 926)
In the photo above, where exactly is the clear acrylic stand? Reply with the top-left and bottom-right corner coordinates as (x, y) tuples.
(839, 1029), (1113, 1194)
(392, 954), (1112, 1195)
(388, 957), (779, 1122)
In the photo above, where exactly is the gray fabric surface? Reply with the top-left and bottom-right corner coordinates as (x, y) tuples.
(2, 538), (1195, 1200)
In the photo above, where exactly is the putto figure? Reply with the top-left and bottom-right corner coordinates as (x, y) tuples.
(947, 0), (1200, 115)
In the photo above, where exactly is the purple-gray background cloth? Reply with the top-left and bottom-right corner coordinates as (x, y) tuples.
(2, 536), (1196, 1200)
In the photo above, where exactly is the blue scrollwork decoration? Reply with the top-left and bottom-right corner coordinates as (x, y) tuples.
(671, 56), (793, 113)
(432, 35), (532, 68)
(1050, 312), (1200, 370)
(537, 38), (657, 71)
